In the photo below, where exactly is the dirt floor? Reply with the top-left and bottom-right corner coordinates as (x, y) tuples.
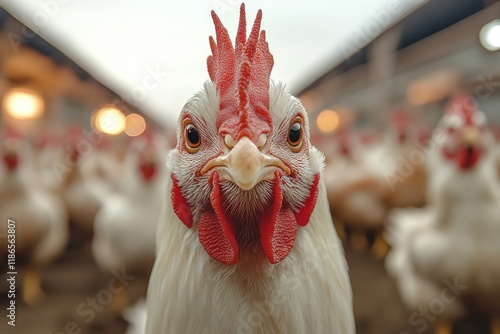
(0, 239), (493, 334)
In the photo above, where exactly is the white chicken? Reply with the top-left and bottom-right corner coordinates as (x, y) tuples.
(92, 134), (166, 319)
(0, 129), (69, 305)
(56, 127), (111, 237)
(92, 133), (167, 275)
(146, 4), (354, 334)
(323, 129), (388, 254)
(385, 93), (500, 334)
(366, 111), (428, 210)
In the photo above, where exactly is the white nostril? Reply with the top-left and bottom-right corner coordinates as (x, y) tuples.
(256, 133), (267, 150)
(224, 134), (237, 149)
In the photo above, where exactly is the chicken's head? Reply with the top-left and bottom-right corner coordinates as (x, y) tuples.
(1, 128), (23, 171)
(439, 93), (491, 170)
(169, 4), (322, 265)
(137, 135), (160, 183)
(390, 110), (410, 144)
(65, 126), (83, 164)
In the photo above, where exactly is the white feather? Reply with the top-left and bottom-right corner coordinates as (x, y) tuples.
(386, 125), (500, 318)
(146, 83), (355, 333)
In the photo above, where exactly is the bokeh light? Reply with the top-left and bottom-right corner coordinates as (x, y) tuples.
(124, 113), (146, 137)
(93, 106), (125, 135)
(480, 19), (500, 51)
(316, 109), (340, 134)
(2, 88), (45, 120)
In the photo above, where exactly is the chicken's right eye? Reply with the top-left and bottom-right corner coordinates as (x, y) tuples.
(184, 123), (201, 152)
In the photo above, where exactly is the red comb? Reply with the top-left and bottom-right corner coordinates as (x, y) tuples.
(65, 125), (82, 143)
(208, 3), (274, 142)
(3, 125), (22, 140)
(445, 92), (476, 126)
(139, 129), (156, 147)
(390, 110), (409, 128)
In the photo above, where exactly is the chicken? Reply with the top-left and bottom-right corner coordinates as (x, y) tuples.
(146, 5), (354, 333)
(80, 135), (124, 192)
(385, 93), (500, 334)
(56, 127), (111, 238)
(0, 129), (69, 305)
(91, 134), (167, 315)
(92, 134), (166, 274)
(367, 111), (428, 210)
(323, 129), (388, 254)
(34, 129), (65, 190)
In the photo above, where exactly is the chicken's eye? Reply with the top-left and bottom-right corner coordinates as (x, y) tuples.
(184, 123), (201, 152)
(287, 119), (303, 152)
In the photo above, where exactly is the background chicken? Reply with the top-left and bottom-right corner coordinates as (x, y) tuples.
(56, 127), (112, 241)
(91, 133), (167, 314)
(385, 93), (500, 334)
(0, 128), (69, 305)
(146, 4), (354, 333)
(381, 112), (428, 210)
(323, 128), (389, 255)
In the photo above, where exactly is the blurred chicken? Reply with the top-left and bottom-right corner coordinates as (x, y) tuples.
(146, 5), (354, 333)
(92, 133), (167, 313)
(80, 135), (124, 191)
(56, 127), (112, 238)
(34, 129), (65, 190)
(323, 129), (389, 254)
(367, 111), (428, 209)
(386, 93), (500, 334)
(0, 128), (69, 305)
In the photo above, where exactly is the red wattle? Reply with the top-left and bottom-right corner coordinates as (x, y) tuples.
(139, 164), (157, 182)
(198, 173), (239, 265)
(456, 147), (482, 169)
(259, 172), (298, 264)
(171, 174), (193, 228)
(294, 173), (320, 227)
(3, 154), (19, 170)
(443, 147), (483, 170)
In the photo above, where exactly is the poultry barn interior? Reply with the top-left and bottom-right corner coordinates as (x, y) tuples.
(0, 0), (500, 333)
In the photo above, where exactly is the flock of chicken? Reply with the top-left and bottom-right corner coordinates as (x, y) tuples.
(320, 93), (500, 333)
(1, 89), (499, 333)
(0, 127), (168, 309)
(1, 4), (500, 334)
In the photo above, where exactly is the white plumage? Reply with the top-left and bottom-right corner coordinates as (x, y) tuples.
(92, 136), (167, 274)
(0, 136), (69, 303)
(146, 6), (354, 332)
(386, 96), (500, 325)
(146, 81), (354, 334)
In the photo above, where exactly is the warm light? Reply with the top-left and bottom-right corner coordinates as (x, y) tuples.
(2, 88), (44, 120)
(406, 68), (460, 106)
(93, 106), (125, 135)
(316, 110), (340, 134)
(480, 20), (500, 51)
(124, 113), (146, 137)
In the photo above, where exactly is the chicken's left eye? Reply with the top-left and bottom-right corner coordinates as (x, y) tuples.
(184, 123), (201, 152)
(288, 120), (303, 152)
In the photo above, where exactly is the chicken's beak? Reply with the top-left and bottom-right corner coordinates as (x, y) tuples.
(201, 136), (290, 190)
(463, 127), (479, 147)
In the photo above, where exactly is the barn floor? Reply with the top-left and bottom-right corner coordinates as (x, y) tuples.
(0, 239), (492, 334)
